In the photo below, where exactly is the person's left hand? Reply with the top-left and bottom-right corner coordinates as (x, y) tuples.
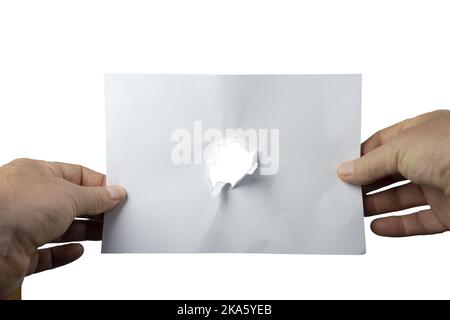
(0, 158), (127, 299)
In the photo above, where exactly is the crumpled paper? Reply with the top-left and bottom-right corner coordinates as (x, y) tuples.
(102, 74), (366, 254)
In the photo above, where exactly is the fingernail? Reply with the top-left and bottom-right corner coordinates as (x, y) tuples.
(107, 185), (127, 201)
(337, 161), (354, 177)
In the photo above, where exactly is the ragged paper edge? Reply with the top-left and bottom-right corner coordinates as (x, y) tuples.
(211, 151), (258, 196)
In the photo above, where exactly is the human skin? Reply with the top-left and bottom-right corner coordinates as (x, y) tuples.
(0, 159), (126, 299)
(1, 110), (450, 299)
(337, 109), (450, 237)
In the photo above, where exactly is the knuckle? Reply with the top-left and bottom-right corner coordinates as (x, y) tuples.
(431, 109), (449, 116)
(389, 139), (404, 173)
(9, 158), (31, 164)
(358, 156), (371, 178)
(392, 187), (403, 208)
(93, 189), (105, 213)
(8, 158), (32, 169)
(416, 213), (434, 235)
(63, 185), (83, 218)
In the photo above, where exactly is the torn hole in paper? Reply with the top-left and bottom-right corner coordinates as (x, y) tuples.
(205, 140), (258, 196)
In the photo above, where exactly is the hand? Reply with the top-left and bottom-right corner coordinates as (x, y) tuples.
(337, 109), (450, 237)
(0, 159), (126, 299)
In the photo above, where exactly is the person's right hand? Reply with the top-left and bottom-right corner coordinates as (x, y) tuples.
(337, 109), (450, 237)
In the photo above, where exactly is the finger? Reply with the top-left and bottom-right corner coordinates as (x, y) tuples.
(337, 142), (400, 186)
(362, 119), (414, 155)
(27, 243), (84, 275)
(362, 174), (407, 194)
(361, 110), (443, 155)
(51, 219), (103, 243)
(370, 209), (448, 237)
(49, 162), (106, 186)
(72, 185), (127, 217)
(364, 183), (427, 216)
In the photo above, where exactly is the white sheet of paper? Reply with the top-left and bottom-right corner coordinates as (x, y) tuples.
(102, 74), (365, 254)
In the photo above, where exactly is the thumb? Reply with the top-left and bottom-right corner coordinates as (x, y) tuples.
(73, 185), (127, 217)
(336, 143), (400, 186)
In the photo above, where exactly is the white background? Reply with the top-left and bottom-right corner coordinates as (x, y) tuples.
(1, 0), (450, 299)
